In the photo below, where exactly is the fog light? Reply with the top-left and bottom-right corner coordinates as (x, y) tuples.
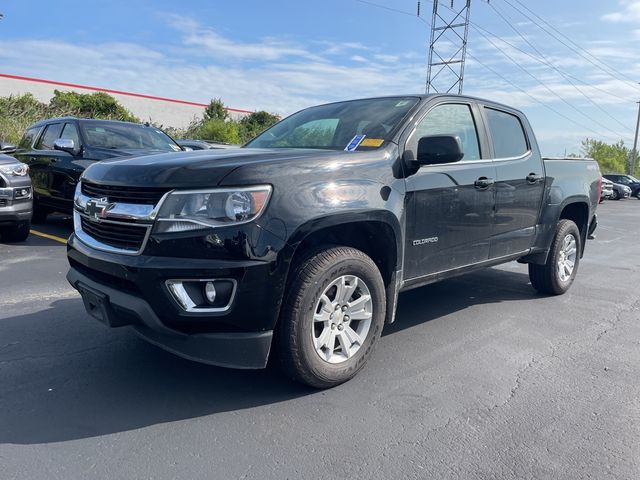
(204, 282), (217, 304)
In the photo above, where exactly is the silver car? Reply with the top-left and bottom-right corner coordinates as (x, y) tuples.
(0, 152), (32, 241)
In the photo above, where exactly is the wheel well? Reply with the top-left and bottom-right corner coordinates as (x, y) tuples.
(559, 202), (588, 251)
(291, 221), (398, 286)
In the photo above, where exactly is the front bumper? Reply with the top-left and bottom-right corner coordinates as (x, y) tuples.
(67, 232), (288, 369)
(0, 188), (32, 225)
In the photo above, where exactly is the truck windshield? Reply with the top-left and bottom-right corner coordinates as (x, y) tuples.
(246, 97), (420, 150)
(80, 122), (181, 151)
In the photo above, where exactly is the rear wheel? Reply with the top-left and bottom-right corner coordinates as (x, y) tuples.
(1, 220), (30, 242)
(278, 246), (386, 388)
(529, 219), (580, 295)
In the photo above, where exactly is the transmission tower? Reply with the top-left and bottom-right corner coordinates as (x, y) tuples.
(426, 0), (472, 94)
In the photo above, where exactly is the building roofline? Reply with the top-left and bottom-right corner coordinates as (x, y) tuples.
(0, 72), (252, 114)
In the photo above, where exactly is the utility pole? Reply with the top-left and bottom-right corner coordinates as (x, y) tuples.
(426, 0), (472, 94)
(631, 100), (640, 175)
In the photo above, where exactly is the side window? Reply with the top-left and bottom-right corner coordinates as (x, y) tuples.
(60, 122), (80, 147)
(413, 104), (481, 161)
(18, 127), (40, 150)
(35, 123), (63, 150)
(484, 107), (529, 158)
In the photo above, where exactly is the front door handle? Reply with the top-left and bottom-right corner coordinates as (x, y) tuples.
(474, 177), (494, 189)
(526, 173), (542, 184)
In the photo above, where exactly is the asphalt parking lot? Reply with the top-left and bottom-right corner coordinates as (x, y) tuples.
(1, 200), (639, 480)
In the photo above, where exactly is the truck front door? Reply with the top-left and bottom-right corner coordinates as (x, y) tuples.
(403, 101), (496, 280)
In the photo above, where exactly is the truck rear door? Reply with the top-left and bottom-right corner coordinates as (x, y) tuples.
(481, 106), (545, 258)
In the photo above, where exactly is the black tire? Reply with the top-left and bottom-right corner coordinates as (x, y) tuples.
(278, 246), (386, 388)
(611, 189), (620, 200)
(529, 219), (581, 295)
(1, 220), (30, 242)
(31, 202), (50, 223)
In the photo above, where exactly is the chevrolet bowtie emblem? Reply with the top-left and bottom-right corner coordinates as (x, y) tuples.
(85, 197), (115, 221)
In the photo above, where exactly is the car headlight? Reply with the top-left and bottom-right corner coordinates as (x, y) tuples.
(154, 186), (272, 233)
(0, 163), (29, 177)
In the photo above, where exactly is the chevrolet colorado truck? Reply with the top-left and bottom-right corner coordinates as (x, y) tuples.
(66, 95), (600, 388)
(0, 153), (32, 242)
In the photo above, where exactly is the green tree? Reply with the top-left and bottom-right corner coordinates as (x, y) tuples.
(203, 98), (228, 121)
(239, 111), (280, 142)
(581, 138), (630, 174)
(49, 90), (138, 122)
(197, 119), (241, 144)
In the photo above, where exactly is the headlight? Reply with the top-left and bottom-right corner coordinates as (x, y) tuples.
(0, 163), (29, 177)
(154, 186), (272, 233)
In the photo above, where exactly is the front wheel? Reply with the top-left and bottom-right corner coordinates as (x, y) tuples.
(611, 189), (620, 200)
(278, 246), (386, 388)
(1, 220), (30, 242)
(529, 219), (581, 295)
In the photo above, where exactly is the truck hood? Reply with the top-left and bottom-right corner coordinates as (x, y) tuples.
(83, 146), (179, 161)
(0, 153), (21, 166)
(81, 148), (358, 188)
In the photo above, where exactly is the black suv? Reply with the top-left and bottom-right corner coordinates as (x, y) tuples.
(14, 117), (183, 221)
(603, 174), (640, 199)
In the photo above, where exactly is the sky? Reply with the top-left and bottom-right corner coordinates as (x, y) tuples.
(1, 0), (639, 155)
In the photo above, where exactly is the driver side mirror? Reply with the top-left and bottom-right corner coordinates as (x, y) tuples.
(53, 138), (77, 155)
(416, 135), (464, 165)
(0, 142), (16, 155)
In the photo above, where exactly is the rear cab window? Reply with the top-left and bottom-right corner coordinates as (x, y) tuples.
(484, 107), (529, 159)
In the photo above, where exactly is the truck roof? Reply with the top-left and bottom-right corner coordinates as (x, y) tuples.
(308, 93), (526, 117)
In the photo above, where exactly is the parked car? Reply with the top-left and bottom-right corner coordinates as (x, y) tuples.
(600, 177), (614, 202)
(0, 153), (32, 241)
(603, 174), (640, 199)
(66, 94), (600, 388)
(607, 179), (631, 200)
(14, 117), (183, 222)
(177, 139), (238, 150)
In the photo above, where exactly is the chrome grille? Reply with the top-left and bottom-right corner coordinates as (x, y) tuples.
(79, 215), (150, 253)
(81, 182), (169, 205)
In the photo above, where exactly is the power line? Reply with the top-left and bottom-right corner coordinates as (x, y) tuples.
(486, 1), (631, 132)
(502, 0), (640, 92)
(434, 1), (627, 139)
(465, 51), (623, 140)
(469, 21), (631, 104)
(352, 0), (629, 141)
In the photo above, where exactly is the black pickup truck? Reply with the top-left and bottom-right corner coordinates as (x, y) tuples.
(66, 95), (600, 388)
(14, 117), (182, 222)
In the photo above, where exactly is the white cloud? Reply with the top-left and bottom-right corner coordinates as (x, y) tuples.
(602, 0), (640, 22)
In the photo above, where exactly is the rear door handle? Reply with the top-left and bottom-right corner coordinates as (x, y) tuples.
(474, 177), (494, 189)
(526, 173), (542, 184)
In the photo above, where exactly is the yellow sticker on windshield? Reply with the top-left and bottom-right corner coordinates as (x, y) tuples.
(360, 138), (384, 147)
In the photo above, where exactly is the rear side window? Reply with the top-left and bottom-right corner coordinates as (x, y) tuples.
(485, 108), (528, 158)
(35, 123), (63, 150)
(18, 127), (40, 150)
